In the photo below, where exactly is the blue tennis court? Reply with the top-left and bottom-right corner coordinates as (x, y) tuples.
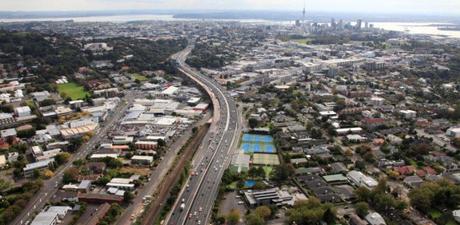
(242, 134), (273, 143)
(241, 133), (277, 154)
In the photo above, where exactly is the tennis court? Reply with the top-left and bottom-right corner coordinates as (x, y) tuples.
(242, 134), (273, 143)
(252, 153), (280, 165)
(241, 133), (277, 154)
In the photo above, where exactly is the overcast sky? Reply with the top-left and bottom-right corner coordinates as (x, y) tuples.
(1, 0), (459, 15)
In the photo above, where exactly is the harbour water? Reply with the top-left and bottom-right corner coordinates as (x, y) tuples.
(1, 14), (460, 38)
(372, 22), (460, 38)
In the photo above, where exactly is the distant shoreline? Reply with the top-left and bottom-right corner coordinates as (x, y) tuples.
(0, 10), (459, 24)
(0, 12), (459, 38)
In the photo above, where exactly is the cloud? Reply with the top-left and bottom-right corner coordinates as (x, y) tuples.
(0, 0), (459, 14)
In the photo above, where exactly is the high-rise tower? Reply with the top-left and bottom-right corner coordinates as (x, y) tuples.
(302, 0), (306, 23)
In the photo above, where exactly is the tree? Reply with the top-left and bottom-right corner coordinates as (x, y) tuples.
(254, 206), (271, 220)
(271, 164), (294, 183)
(408, 179), (460, 213)
(103, 157), (122, 168)
(286, 197), (336, 225)
(248, 118), (258, 129)
(248, 167), (258, 178)
(355, 187), (372, 202)
(226, 209), (240, 225)
(63, 167), (79, 183)
(123, 191), (134, 203)
(354, 202), (369, 217)
(246, 213), (265, 225)
(55, 152), (71, 165)
(17, 128), (36, 139)
(41, 169), (54, 179)
(0, 179), (11, 192)
(310, 128), (322, 139)
(363, 152), (376, 163)
(253, 181), (266, 190)
(453, 138), (460, 148)
(157, 139), (166, 147)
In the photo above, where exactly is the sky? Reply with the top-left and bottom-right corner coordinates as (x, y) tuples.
(0, 0), (459, 15)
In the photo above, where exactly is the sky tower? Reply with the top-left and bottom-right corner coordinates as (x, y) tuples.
(302, 0), (306, 23)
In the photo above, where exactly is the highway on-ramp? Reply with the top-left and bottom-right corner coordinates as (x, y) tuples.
(166, 46), (241, 225)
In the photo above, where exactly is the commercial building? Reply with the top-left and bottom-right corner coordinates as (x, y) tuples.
(336, 127), (363, 135)
(0, 113), (15, 128)
(135, 141), (157, 150)
(365, 212), (387, 225)
(14, 106), (32, 117)
(347, 170), (378, 189)
(106, 178), (135, 190)
(89, 153), (119, 160)
(446, 127), (460, 138)
(23, 159), (55, 178)
(77, 193), (123, 204)
(399, 110), (417, 119)
(30, 211), (58, 225)
(112, 136), (134, 145)
(46, 206), (72, 219)
(243, 188), (293, 207)
(60, 123), (97, 139)
(131, 155), (154, 165)
(0, 155), (6, 168)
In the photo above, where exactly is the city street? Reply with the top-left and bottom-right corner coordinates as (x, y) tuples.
(12, 92), (136, 225)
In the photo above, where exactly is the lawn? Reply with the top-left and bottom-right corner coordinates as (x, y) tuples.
(120, 167), (151, 176)
(263, 166), (273, 178)
(226, 181), (238, 190)
(132, 73), (148, 81)
(57, 82), (88, 100)
(429, 209), (442, 219)
(293, 38), (312, 45)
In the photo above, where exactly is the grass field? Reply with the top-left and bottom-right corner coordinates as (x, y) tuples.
(429, 210), (442, 219)
(263, 166), (273, 178)
(253, 154), (280, 166)
(293, 38), (312, 45)
(132, 73), (148, 81)
(120, 167), (151, 176)
(57, 82), (88, 100)
(226, 181), (238, 190)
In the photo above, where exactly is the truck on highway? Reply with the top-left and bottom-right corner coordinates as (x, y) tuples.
(180, 203), (186, 211)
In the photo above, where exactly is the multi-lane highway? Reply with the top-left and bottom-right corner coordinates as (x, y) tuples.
(166, 46), (241, 225)
(12, 92), (136, 225)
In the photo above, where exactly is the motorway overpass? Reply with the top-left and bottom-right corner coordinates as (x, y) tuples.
(166, 46), (241, 225)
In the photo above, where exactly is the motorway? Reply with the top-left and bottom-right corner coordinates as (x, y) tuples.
(166, 46), (241, 225)
(12, 92), (136, 225)
(115, 112), (212, 225)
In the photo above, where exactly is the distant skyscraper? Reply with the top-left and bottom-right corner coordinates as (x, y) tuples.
(338, 19), (344, 29)
(302, 0), (306, 23)
(331, 18), (336, 29)
(364, 21), (369, 29)
(356, 19), (362, 30)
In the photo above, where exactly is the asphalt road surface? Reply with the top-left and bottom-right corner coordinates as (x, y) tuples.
(166, 46), (241, 225)
(12, 92), (136, 225)
(115, 112), (212, 225)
